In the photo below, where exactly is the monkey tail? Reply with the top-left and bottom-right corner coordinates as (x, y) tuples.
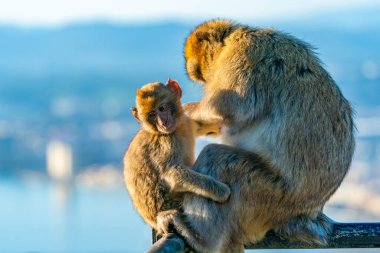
(274, 212), (333, 246)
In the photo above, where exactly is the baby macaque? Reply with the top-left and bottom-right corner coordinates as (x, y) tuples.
(123, 79), (229, 234)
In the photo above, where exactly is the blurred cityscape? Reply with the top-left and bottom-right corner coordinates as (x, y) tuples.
(0, 18), (380, 252)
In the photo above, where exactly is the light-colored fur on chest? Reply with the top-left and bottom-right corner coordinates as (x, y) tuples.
(221, 119), (270, 156)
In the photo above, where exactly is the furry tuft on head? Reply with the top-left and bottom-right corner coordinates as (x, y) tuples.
(184, 19), (237, 83)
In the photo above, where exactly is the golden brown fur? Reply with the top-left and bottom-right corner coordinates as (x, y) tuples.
(165, 20), (355, 252)
(123, 81), (229, 233)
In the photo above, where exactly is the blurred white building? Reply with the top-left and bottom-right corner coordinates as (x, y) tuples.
(46, 139), (73, 182)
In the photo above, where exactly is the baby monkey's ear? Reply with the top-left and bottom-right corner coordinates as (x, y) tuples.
(131, 107), (140, 121)
(166, 78), (182, 98)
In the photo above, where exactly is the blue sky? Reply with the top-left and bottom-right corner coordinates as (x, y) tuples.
(1, 0), (380, 26)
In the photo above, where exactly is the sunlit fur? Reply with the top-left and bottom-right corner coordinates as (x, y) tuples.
(123, 81), (229, 233)
(184, 19), (237, 83)
(135, 82), (182, 134)
(167, 19), (356, 252)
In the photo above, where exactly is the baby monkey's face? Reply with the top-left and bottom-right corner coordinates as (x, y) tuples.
(132, 79), (183, 135)
(148, 99), (177, 134)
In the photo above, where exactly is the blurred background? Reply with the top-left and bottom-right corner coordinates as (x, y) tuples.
(0, 0), (380, 252)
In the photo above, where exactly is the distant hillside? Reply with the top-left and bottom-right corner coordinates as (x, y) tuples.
(0, 21), (379, 107)
(0, 21), (379, 173)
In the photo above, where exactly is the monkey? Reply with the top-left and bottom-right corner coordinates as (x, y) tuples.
(160, 19), (355, 252)
(123, 78), (230, 235)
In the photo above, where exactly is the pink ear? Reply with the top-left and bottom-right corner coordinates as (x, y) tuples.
(166, 78), (182, 98)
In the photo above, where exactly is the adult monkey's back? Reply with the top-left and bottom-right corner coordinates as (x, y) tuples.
(168, 19), (355, 252)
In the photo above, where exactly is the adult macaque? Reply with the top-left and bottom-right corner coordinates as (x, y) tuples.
(163, 19), (355, 252)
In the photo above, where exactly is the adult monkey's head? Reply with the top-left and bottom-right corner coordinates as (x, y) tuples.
(184, 19), (237, 84)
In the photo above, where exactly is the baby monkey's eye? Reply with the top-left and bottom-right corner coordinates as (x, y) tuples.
(148, 111), (156, 120)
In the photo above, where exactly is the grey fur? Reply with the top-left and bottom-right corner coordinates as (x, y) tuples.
(171, 19), (355, 252)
